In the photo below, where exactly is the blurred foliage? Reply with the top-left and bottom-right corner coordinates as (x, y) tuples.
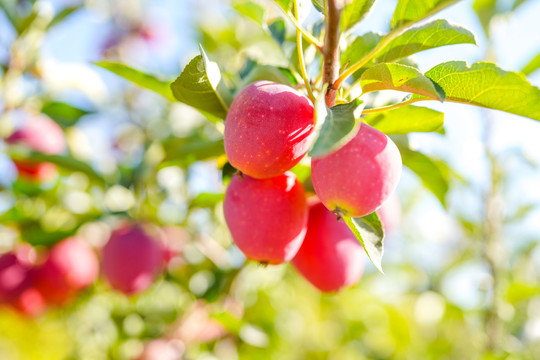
(0, 0), (539, 359)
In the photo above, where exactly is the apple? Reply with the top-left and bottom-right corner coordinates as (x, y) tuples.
(6, 114), (66, 182)
(102, 224), (165, 295)
(0, 246), (45, 316)
(224, 81), (314, 179)
(292, 200), (365, 292)
(34, 237), (99, 305)
(224, 172), (308, 264)
(311, 123), (402, 218)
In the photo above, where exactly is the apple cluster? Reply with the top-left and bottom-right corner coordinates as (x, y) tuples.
(224, 81), (402, 292)
(0, 224), (168, 316)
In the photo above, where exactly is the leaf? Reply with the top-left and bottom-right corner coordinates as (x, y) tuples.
(311, 0), (326, 14)
(473, 0), (496, 35)
(274, 0), (293, 12)
(364, 105), (444, 134)
(170, 47), (230, 120)
(341, 32), (382, 66)
(360, 63), (445, 100)
(522, 52), (540, 76)
(161, 137), (225, 168)
(391, 0), (460, 31)
(418, 61), (540, 121)
(269, 18), (286, 45)
(9, 151), (107, 186)
(375, 19), (477, 63)
(343, 212), (385, 273)
(233, 1), (265, 25)
(505, 282), (540, 304)
(399, 146), (449, 206)
(48, 6), (79, 29)
(95, 61), (175, 101)
(190, 192), (225, 209)
(309, 97), (365, 158)
(41, 101), (91, 127)
(239, 65), (295, 87)
(340, 0), (376, 32)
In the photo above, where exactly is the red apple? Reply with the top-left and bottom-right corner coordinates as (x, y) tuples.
(311, 123), (402, 217)
(34, 237), (99, 305)
(292, 200), (365, 292)
(7, 114), (66, 182)
(224, 81), (314, 179)
(102, 224), (165, 295)
(0, 246), (45, 316)
(224, 172), (308, 264)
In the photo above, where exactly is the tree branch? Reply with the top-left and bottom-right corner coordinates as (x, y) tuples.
(323, 0), (342, 107)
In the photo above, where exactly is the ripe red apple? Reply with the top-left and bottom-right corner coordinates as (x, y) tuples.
(0, 246), (45, 316)
(311, 123), (402, 217)
(224, 171), (308, 264)
(34, 237), (99, 305)
(7, 114), (66, 182)
(102, 224), (165, 295)
(292, 200), (365, 292)
(224, 81), (314, 179)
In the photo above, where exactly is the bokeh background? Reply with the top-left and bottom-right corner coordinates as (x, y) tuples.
(1, 0), (540, 359)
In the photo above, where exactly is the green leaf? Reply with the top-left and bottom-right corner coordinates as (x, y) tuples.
(399, 146), (449, 206)
(161, 137), (225, 168)
(365, 105), (444, 134)
(505, 282), (540, 304)
(418, 61), (540, 121)
(9, 151), (107, 186)
(311, 0), (326, 14)
(274, 0), (293, 12)
(309, 96), (364, 158)
(473, 0), (496, 35)
(41, 101), (91, 127)
(233, 1), (265, 25)
(522, 52), (540, 76)
(343, 212), (385, 273)
(170, 47), (230, 120)
(239, 65), (295, 87)
(95, 61), (175, 101)
(20, 224), (78, 246)
(341, 32), (382, 67)
(190, 192), (225, 209)
(269, 18), (287, 45)
(391, 0), (460, 31)
(48, 6), (79, 29)
(360, 63), (445, 100)
(376, 19), (477, 63)
(340, 0), (376, 32)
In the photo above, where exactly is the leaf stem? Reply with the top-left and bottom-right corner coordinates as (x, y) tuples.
(293, 0), (315, 103)
(334, 27), (401, 91)
(361, 98), (421, 114)
(275, 3), (323, 51)
(323, 0), (343, 107)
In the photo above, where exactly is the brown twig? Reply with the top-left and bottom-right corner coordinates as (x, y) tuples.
(322, 0), (342, 107)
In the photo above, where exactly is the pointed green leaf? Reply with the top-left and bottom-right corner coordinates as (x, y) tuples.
(399, 146), (449, 206)
(376, 19), (477, 63)
(48, 6), (79, 30)
(473, 0), (496, 35)
(95, 61), (175, 101)
(360, 63), (445, 100)
(161, 137), (225, 168)
(309, 96), (365, 158)
(239, 65), (295, 87)
(522, 52), (540, 76)
(343, 212), (385, 273)
(190, 192), (225, 209)
(418, 61), (540, 121)
(391, 0), (460, 31)
(41, 101), (92, 127)
(170, 48), (231, 120)
(274, 0), (293, 12)
(340, 0), (376, 32)
(233, 0), (265, 25)
(311, 0), (326, 14)
(341, 32), (382, 66)
(365, 105), (444, 134)
(269, 18), (287, 45)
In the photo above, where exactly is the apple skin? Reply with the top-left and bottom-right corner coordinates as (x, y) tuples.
(7, 114), (66, 182)
(0, 246), (46, 316)
(34, 237), (99, 305)
(292, 200), (365, 293)
(224, 81), (314, 179)
(224, 172), (308, 264)
(311, 123), (402, 218)
(102, 224), (165, 295)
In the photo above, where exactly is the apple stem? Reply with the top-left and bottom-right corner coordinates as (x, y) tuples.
(322, 0), (342, 108)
